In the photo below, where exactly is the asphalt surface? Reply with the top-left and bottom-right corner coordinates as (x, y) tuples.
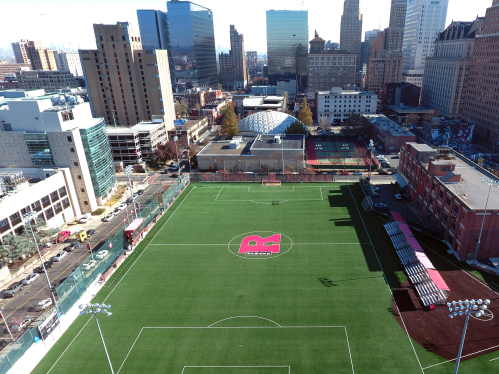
(0, 181), (164, 343)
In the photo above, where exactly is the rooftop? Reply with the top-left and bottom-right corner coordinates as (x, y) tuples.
(106, 121), (165, 134)
(198, 139), (254, 157)
(250, 134), (304, 151)
(364, 114), (415, 137)
(388, 105), (434, 114)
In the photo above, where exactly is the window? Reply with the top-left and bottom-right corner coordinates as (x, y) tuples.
(446, 197), (451, 206)
(80, 188), (85, 193)
(74, 162), (79, 167)
(77, 175), (82, 180)
(439, 191), (444, 199)
(67, 136), (72, 142)
(462, 212), (466, 220)
(70, 148), (75, 152)
(437, 206), (441, 214)
(84, 201), (89, 205)
(0, 219), (8, 228)
(453, 205), (459, 214)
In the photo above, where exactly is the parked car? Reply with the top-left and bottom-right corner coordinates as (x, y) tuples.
(87, 229), (96, 238)
(33, 261), (53, 273)
(55, 230), (71, 243)
(137, 189), (144, 195)
(95, 250), (109, 260)
(113, 208), (121, 214)
(171, 173), (179, 178)
(340, 171), (350, 175)
(64, 244), (76, 252)
(10, 318), (32, 332)
(51, 251), (67, 262)
(375, 203), (388, 209)
(22, 273), (40, 286)
(78, 213), (92, 224)
(353, 171), (363, 175)
(117, 203), (127, 211)
(171, 164), (179, 171)
(371, 186), (380, 192)
(42, 242), (52, 249)
(103, 214), (115, 222)
(394, 194), (403, 200)
(70, 242), (81, 250)
(35, 298), (53, 311)
(83, 260), (97, 270)
(327, 171), (338, 175)
(4, 282), (23, 298)
(378, 170), (388, 175)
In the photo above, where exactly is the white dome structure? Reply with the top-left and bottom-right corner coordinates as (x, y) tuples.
(238, 111), (306, 136)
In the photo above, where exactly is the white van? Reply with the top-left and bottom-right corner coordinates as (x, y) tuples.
(78, 213), (92, 223)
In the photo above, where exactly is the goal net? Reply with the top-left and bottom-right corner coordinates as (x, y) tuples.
(362, 196), (374, 211)
(262, 180), (282, 187)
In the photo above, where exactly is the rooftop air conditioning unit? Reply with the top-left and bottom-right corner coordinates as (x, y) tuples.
(274, 135), (281, 144)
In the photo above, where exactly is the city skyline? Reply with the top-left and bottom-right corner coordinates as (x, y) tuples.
(0, 0), (491, 55)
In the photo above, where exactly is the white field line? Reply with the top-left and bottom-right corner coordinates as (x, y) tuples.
(181, 366), (290, 374)
(208, 316), (281, 328)
(344, 326), (355, 374)
(46, 188), (195, 374)
(320, 186), (323, 200)
(215, 186), (223, 201)
(120, 325), (352, 374)
(422, 343), (499, 369)
(348, 188), (424, 374)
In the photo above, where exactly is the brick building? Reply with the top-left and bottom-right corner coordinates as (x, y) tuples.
(399, 142), (499, 260)
(363, 114), (416, 152)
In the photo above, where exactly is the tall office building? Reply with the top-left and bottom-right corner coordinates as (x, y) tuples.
(307, 32), (357, 93)
(219, 25), (248, 90)
(246, 51), (258, 72)
(421, 19), (483, 118)
(402, 0), (449, 87)
(360, 29), (380, 74)
(339, 0), (363, 71)
(266, 10), (309, 87)
(385, 0), (407, 51)
(463, 0), (499, 144)
(80, 22), (175, 132)
(11, 40), (57, 71)
(164, 0), (218, 91)
(53, 51), (84, 77)
(136, 10), (168, 51)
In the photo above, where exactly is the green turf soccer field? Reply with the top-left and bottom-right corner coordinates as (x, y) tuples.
(32, 183), (499, 374)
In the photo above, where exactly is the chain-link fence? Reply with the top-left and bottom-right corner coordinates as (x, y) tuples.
(189, 173), (364, 183)
(161, 175), (190, 211)
(0, 325), (40, 374)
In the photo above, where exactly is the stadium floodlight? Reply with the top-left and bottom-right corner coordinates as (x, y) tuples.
(124, 165), (139, 219)
(473, 177), (499, 265)
(448, 298), (491, 374)
(79, 303), (114, 374)
(23, 212), (60, 315)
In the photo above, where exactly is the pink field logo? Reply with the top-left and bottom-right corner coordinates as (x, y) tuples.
(239, 234), (281, 256)
(228, 231), (292, 259)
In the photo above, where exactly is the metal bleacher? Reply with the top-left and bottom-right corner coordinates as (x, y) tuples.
(384, 221), (449, 307)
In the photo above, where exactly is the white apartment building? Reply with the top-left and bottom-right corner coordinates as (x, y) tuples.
(421, 19), (484, 118)
(402, 0), (449, 87)
(53, 51), (84, 77)
(315, 87), (377, 124)
(0, 168), (81, 242)
(0, 94), (117, 213)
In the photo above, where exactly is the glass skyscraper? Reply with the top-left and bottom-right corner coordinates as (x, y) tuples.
(266, 10), (308, 86)
(164, 0), (218, 90)
(137, 10), (168, 51)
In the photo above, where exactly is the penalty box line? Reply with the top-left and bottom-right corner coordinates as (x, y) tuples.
(118, 326), (354, 374)
(214, 186), (325, 202)
(182, 366), (290, 374)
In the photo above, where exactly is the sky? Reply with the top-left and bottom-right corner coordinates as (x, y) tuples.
(0, 0), (491, 54)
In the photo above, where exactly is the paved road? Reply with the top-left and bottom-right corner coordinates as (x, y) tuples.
(0, 182), (164, 342)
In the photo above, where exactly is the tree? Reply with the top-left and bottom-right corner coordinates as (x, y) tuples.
(319, 116), (331, 131)
(405, 113), (419, 128)
(221, 104), (239, 137)
(352, 148), (367, 171)
(423, 109), (439, 123)
(284, 120), (308, 135)
(174, 99), (188, 119)
(297, 98), (313, 126)
(328, 152), (344, 171)
(155, 141), (178, 164)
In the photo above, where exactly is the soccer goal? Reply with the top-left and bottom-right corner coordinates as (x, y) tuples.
(262, 180), (282, 187)
(361, 196), (373, 211)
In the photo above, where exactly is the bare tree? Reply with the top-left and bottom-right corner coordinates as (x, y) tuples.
(319, 116), (331, 131)
(405, 113), (419, 128)
(328, 152), (344, 172)
(270, 151), (283, 172)
(352, 148), (367, 171)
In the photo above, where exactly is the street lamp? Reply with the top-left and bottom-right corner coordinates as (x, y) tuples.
(473, 177), (499, 265)
(79, 303), (114, 374)
(23, 212), (60, 314)
(368, 139), (374, 180)
(280, 132), (285, 173)
(448, 298), (491, 374)
(124, 165), (138, 219)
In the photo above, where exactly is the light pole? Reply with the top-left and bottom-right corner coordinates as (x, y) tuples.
(124, 165), (138, 220)
(448, 298), (491, 374)
(79, 303), (114, 374)
(280, 132), (285, 173)
(368, 139), (374, 181)
(0, 309), (14, 341)
(23, 212), (60, 314)
(173, 136), (180, 173)
(473, 177), (499, 265)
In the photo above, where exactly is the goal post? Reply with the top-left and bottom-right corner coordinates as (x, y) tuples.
(262, 180), (282, 187)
